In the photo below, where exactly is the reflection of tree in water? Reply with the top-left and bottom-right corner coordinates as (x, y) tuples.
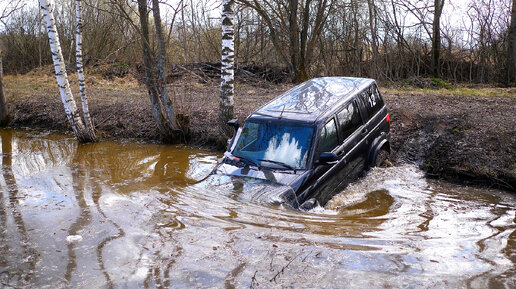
(70, 143), (189, 287)
(141, 218), (184, 288)
(141, 148), (188, 287)
(0, 140), (7, 279)
(268, 78), (363, 115)
(129, 146), (191, 287)
(0, 130), (38, 285)
(93, 183), (124, 289)
(471, 193), (516, 287)
(64, 149), (92, 285)
(152, 147), (192, 187)
(12, 133), (76, 175)
(0, 135), (203, 287)
(84, 145), (125, 289)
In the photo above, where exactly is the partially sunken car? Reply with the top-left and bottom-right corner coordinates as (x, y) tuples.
(204, 77), (391, 210)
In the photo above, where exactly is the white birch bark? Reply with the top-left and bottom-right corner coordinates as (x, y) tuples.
(219, 0), (235, 137)
(40, 0), (92, 142)
(75, 0), (95, 140)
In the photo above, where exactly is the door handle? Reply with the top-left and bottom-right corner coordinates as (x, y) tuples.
(361, 128), (368, 135)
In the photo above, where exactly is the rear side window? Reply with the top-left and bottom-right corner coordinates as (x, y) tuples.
(337, 101), (362, 140)
(360, 84), (384, 117)
(316, 119), (338, 154)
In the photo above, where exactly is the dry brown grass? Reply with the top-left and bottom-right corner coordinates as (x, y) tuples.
(3, 70), (516, 189)
(382, 86), (516, 98)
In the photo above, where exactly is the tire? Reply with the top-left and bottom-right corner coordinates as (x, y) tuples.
(299, 198), (320, 211)
(374, 149), (389, 167)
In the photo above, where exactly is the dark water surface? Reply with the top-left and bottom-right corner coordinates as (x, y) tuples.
(0, 129), (515, 288)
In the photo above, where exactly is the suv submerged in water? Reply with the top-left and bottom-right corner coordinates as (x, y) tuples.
(202, 77), (390, 210)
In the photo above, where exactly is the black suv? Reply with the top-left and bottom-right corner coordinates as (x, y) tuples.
(204, 77), (390, 210)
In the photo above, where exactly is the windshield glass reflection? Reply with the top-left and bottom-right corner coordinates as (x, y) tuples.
(232, 121), (314, 169)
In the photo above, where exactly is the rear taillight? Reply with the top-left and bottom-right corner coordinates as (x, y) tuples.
(386, 113), (391, 125)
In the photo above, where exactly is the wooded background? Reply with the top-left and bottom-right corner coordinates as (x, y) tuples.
(1, 0), (515, 85)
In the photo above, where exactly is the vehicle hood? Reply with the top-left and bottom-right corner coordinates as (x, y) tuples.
(193, 173), (299, 208)
(214, 163), (302, 186)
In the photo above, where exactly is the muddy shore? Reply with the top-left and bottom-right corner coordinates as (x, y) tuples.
(4, 76), (516, 191)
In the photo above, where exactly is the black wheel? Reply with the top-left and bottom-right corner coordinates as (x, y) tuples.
(374, 149), (389, 167)
(299, 198), (320, 211)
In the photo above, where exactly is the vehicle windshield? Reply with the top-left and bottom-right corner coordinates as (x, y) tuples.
(232, 121), (314, 169)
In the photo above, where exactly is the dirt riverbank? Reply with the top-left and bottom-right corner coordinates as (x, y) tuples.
(3, 73), (516, 191)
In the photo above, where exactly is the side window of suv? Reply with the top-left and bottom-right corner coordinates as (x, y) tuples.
(360, 85), (384, 117)
(316, 119), (338, 154)
(337, 101), (362, 140)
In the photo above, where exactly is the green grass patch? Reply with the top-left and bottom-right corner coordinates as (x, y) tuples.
(430, 78), (452, 89)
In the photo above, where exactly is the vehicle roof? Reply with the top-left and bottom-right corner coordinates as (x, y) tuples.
(249, 77), (375, 123)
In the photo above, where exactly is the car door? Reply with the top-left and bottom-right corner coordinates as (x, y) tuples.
(302, 100), (368, 206)
(329, 99), (368, 197)
(297, 117), (340, 205)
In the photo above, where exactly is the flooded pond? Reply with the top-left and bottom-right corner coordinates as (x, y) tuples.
(0, 129), (515, 288)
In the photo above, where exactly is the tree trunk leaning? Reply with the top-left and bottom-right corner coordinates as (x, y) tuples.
(136, 0), (179, 142)
(40, 0), (94, 142)
(75, 0), (96, 141)
(219, 0), (235, 139)
(152, 0), (179, 133)
(0, 46), (9, 126)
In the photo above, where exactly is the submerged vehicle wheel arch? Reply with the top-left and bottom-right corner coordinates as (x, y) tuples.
(368, 138), (390, 168)
(373, 148), (390, 167)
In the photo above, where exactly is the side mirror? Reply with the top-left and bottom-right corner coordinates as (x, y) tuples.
(317, 152), (338, 165)
(227, 119), (239, 132)
(226, 119), (240, 151)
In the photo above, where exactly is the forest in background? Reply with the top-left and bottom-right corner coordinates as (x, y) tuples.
(1, 0), (515, 86)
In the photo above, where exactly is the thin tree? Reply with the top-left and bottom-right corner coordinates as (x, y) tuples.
(432, 0), (445, 78)
(0, 45), (8, 126)
(219, 0), (235, 138)
(0, 0), (24, 126)
(136, 0), (181, 141)
(75, 0), (95, 140)
(237, 0), (332, 83)
(508, 0), (516, 85)
(367, 0), (378, 79)
(40, 0), (95, 142)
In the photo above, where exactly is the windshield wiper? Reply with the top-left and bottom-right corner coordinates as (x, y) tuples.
(258, 159), (296, 171)
(233, 155), (261, 169)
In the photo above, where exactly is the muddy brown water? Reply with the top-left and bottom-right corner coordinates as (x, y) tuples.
(0, 129), (515, 288)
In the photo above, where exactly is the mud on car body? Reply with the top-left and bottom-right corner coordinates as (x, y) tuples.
(206, 77), (391, 210)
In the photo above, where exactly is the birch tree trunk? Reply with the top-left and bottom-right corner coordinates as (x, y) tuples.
(219, 0), (235, 138)
(40, 0), (93, 142)
(75, 0), (96, 140)
(0, 46), (9, 126)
